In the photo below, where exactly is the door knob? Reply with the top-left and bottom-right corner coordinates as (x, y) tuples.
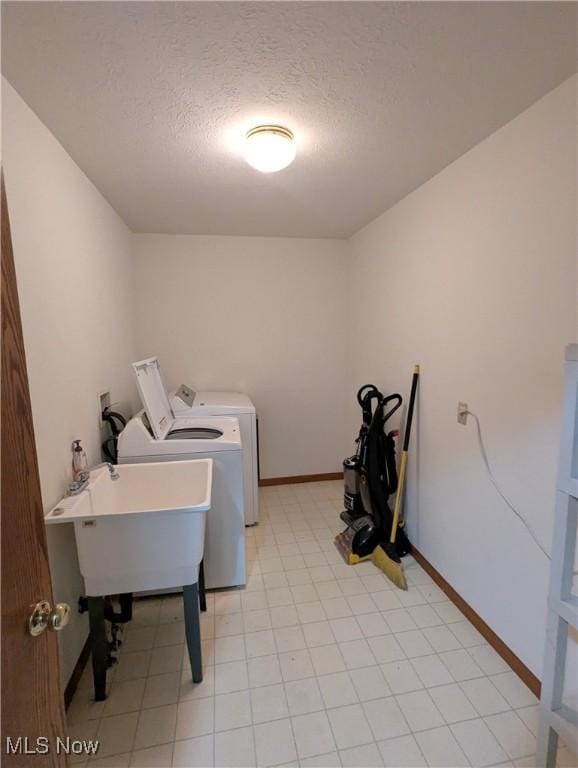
(50, 603), (71, 631)
(28, 600), (71, 636)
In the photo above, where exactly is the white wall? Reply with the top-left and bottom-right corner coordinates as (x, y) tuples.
(2, 80), (138, 684)
(133, 235), (348, 479)
(347, 75), (578, 676)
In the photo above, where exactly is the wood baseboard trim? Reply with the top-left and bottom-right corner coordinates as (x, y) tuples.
(411, 547), (541, 698)
(259, 472), (343, 487)
(64, 635), (91, 709)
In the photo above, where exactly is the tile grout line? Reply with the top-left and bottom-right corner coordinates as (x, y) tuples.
(269, 618), (300, 767)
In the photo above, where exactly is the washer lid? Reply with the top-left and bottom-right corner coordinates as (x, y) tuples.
(194, 391), (255, 412)
(132, 357), (173, 440)
(170, 388), (255, 417)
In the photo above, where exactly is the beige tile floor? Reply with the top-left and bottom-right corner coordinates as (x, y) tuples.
(67, 481), (575, 768)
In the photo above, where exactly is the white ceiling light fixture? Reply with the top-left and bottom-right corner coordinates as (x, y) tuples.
(244, 125), (296, 173)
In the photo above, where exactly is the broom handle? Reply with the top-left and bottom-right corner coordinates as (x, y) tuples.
(390, 365), (420, 545)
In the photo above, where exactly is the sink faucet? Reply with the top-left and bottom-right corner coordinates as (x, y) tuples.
(66, 462), (120, 496)
(90, 462), (120, 481)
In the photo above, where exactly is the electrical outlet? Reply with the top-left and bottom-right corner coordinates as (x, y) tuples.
(457, 402), (468, 425)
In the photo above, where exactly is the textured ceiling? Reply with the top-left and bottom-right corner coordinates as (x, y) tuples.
(2, 2), (577, 238)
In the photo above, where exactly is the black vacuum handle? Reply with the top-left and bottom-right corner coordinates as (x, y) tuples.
(403, 366), (420, 452)
(381, 393), (403, 423)
(357, 384), (380, 407)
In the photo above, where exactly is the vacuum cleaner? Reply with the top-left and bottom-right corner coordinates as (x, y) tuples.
(335, 384), (411, 562)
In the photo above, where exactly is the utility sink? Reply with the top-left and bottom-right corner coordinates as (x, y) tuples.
(46, 460), (212, 596)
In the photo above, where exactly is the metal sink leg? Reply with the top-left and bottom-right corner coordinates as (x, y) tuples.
(183, 583), (203, 683)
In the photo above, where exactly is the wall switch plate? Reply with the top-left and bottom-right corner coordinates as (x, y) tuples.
(457, 402), (468, 425)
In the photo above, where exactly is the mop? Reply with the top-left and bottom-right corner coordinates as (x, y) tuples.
(372, 365), (419, 590)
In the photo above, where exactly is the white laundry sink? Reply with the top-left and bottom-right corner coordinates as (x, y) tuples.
(46, 460), (212, 596)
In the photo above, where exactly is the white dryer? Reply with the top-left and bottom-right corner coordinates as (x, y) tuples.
(132, 358), (259, 525)
(118, 407), (245, 589)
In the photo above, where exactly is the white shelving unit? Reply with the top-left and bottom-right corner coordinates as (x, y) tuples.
(537, 344), (578, 767)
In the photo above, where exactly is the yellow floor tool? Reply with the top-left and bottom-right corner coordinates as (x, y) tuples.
(372, 365), (420, 589)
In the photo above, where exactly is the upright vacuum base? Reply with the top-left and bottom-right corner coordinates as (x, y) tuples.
(334, 528), (373, 566)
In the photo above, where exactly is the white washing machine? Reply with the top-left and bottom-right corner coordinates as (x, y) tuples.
(132, 358), (259, 525)
(118, 408), (245, 589)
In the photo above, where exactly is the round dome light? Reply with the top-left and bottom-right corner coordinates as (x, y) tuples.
(244, 125), (296, 173)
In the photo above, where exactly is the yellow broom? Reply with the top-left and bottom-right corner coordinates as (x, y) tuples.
(372, 365), (420, 590)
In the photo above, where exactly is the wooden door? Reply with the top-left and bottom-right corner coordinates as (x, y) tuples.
(1, 173), (67, 765)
